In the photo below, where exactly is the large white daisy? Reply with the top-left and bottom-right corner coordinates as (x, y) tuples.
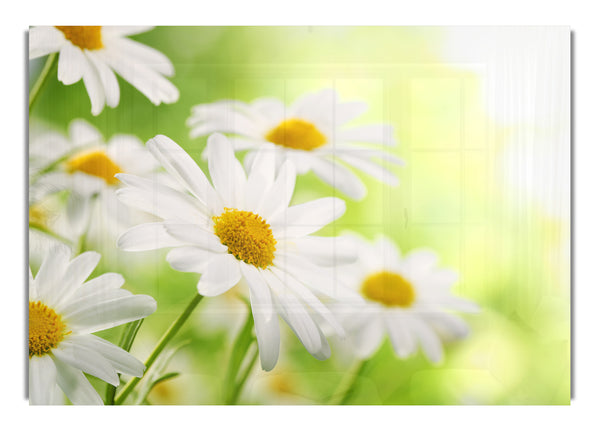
(334, 235), (479, 363)
(31, 119), (161, 240)
(29, 26), (179, 115)
(29, 244), (157, 405)
(186, 88), (404, 200)
(116, 133), (357, 371)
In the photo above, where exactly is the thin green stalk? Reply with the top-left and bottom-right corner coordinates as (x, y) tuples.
(29, 53), (57, 114)
(223, 304), (255, 404)
(75, 193), (99, 255)
(227, 344), (259, 405)
(331, 358), (372, 405)
(105, 319), (145, 405)
(29, 223), (73, 246)
(114, 293), (204, 405)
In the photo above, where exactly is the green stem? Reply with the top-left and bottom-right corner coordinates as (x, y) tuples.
(332, 358), (371, 405)
(223, 305), (256, 404)
(114, 293), (204, 405)
(29, 223), (73, 246)
(105, 319), (145, 405)
(29, 53), (57, 114)
(75, 193), (99, 255)
(227, 344), (259, 405)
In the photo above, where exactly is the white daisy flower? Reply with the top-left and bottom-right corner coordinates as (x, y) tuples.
(31, 119), (160, 239)
(28, 244), (157, 405)
(116, 133), (357, 371)
(29, 26), (179, 115)
(186, 88), (404, 200)
(335, 235), (479, 363)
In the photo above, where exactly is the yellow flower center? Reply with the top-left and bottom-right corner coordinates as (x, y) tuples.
(55, 26), (103, 50)
(29, 203), (48, 228)
(265, 118), (327, 151)
(361, 271), (416, 307)
(65, 149), (122, 185)
(29, 301), (68, 357)
(213, 208), (277, 269)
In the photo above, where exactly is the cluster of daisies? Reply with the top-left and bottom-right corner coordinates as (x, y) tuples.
(28, 26), (478, 405)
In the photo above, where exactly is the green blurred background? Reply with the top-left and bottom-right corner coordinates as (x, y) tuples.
(29, 26), (570, 405)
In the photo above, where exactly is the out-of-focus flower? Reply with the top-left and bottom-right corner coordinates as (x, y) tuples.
(116, 133), (357, 371)
(29, 244), (157, 404)
(334, 235), (479, 363)
(31, 119), (161, 240)
(187, 89), (403, 200)
(29, 26), (179, 115)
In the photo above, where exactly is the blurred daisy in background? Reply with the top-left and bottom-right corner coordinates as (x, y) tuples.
(333, 235), (479, 363)
(187, 89), (404, 200)
(30, 119), (162, 244)
(116, 133), (358, 371)
(29, 26), (179, 115)
(29, 244), (157, 404)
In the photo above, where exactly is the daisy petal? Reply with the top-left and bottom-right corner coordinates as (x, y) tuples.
(282, 236), (358, 266)
(352, 317), (385, 359)
(259, 159), (296, 220)
(52, 357), (103, 405)
(80, 273), (125, 291)
(270, 266), (344, 337)
(335, 101), (368, 124)
(373, 235), (403, 268)
(240, 263), (273, 321)
(101, 50), (179, 105)
(163, 223), (226, 252)
(81, 57), (106, 116)
(310, 157), (367, 200)
(117, 222), (183, 251)
(250, 97), (286, 124)
(86, 51), (120, 108)
(410, 318), (444, 364)
(29, 26), (65, 59)
(207, 133), (246, 206)
(188, 102), (261, 138)
(68, 334), (145, 377)
(101, 26), (154, 37)
(402, 249), (439, 273)
(53, 340), (119, 386)
(439, 296), (480, 313)
(57, 44), (85, 85)
(270, 197), (346, 238)
(428, 312), (470, 339)
(273, 253), (345, 299)
(29, 355), (58, 405)
(262, 270), (323, 355)
(146, 135), (217, 208)
(68, 119), (104, 147)
(384, 313), (417, 358)
(64, 294), (157, 334)
(50, 251), (101, 307)
(337, 124), (396, 146)
(247, 145), (276, 183)
(166, 246), (217, 273)
(33, 243), (71, 302)
(251, 290), (280, 371)
(339, 153), (398, 186)
(116, 175), (208, 223)
(196, 254), (242, 296)
(110, 37), (174, 76)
